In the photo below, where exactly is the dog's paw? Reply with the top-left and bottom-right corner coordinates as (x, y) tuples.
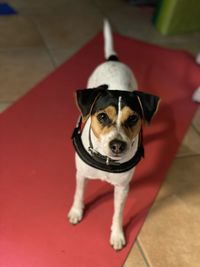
(110, 230), (126, 251)
(68, 207), (83, 225)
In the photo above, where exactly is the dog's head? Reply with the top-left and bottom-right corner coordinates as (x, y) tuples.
(76, 85), (160, 159)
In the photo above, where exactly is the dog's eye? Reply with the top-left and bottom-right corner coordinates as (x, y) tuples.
(125, 114), (139, 127)
(97, 112), (111, 125)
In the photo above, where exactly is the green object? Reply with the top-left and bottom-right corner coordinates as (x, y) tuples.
(153, 0), (200, 35)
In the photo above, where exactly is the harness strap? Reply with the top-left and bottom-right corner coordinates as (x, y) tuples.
(71, 117), (144, 173)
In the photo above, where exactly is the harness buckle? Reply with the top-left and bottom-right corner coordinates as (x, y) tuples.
(106, 157), (110, 165)
(88, 146), (97, 154)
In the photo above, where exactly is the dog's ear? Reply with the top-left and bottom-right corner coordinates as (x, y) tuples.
(134, 91), (160, 123)
(75, 84), (108, 119)
(76, 89), (99, 118)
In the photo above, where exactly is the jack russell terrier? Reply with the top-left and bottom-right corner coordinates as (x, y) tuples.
(68, 20), (160, 251)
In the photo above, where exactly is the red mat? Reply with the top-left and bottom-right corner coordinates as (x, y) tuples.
(0, 33), (199, 267)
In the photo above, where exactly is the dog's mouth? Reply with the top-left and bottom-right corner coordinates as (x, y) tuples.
(109, 150), (128, 160)
(109, 154), (122, 160)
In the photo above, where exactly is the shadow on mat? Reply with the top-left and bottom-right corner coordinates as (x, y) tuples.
(84, 185), (113, 219)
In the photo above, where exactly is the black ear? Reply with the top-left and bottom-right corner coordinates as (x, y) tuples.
(75, 84), (108, 118)
(134, 91), (160, 123)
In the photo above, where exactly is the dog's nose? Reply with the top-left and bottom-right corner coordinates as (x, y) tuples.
(109, 139), (127, 154)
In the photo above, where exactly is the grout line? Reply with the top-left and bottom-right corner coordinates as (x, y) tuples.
(136, 239), (152, 267)
(29, 16), (57, 69)
(44, 47), (57, 68)
(192, 123), (200, 136)
(176, 153), (200, 159)
(0, 102), (14, 113)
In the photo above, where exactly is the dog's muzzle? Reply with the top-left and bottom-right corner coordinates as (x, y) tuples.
(71, 117), (144, 173)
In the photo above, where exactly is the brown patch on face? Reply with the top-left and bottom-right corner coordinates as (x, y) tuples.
(104, 106), (116, 121)
(120, 106), (142, 140)
(123, 119), (141, 140)
(91, 105), (142, 141)
(91, 105), (117, 139)
(120, 106), (134, 122)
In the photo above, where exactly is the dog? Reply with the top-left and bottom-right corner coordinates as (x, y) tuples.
(68, 20), (160, 251)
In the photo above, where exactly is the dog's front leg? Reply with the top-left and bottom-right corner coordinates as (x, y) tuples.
(68, 172), (86, 224)
(110, 184), (129, 250)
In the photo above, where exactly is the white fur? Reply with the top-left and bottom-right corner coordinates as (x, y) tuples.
(196, 53), (200, 64)
(87, 61), (137, 91)
(103, 19), (116, 59)
(192, 86), (200, 103)
(68, 20), (139, 250)
(192, 53), (200, 103)
(117, 96), (122, 129)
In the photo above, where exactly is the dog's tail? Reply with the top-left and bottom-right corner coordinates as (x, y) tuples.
(103, 19), (119, 61)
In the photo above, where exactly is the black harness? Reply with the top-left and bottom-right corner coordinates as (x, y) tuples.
(71, 117), (144, 173)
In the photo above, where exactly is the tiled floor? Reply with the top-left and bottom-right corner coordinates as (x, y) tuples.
(1, 0), (200, 266)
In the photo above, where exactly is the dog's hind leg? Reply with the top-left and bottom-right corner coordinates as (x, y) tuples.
(110, 184), (129, 250)
(68, 172), (87, 224)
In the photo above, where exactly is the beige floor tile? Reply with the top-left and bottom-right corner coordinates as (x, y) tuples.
(177, 126), (200, 157)
(162, 41), (200, 55)
(138, 195), (200, 267)
(9, 0), (68, 7)
(9, 0), (121, 16)
(8, 0), (85, 11)
(0, 48), (54, 101)
(50, 48), (81, 67)
(124, 241), (147, 267)
(32, 3), (102, 50)
(193, 108), (200, 134)
(0, 15), (44, 48)
(165, 156), (200, 209)
(180, 188), (200, 217)
(6, 0), (25, 8)
(0, 102), (13, 113)
(155, 32), (200, 49)
(155, 155), (200, 205)
(93, 0), (126, 11)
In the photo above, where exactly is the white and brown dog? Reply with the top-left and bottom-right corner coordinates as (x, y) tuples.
(68, 20), (160, 250)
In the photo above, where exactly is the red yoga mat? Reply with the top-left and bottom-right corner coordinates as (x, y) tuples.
(0, 33), (199, 267)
